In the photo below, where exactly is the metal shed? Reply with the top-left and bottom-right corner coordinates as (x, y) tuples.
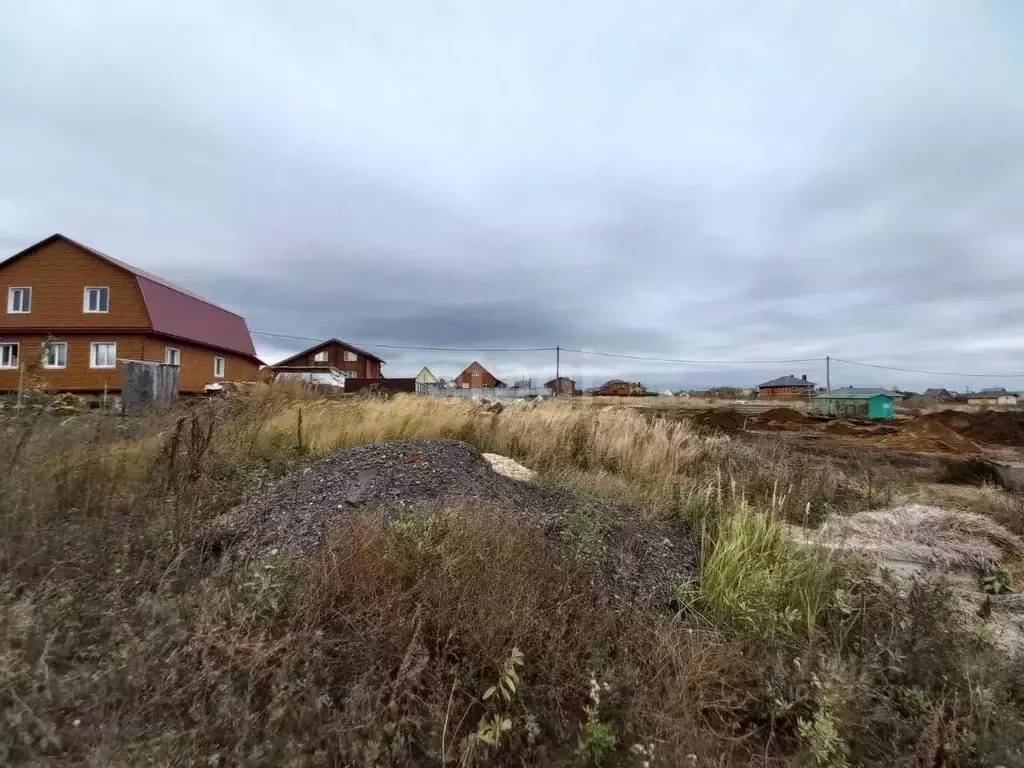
(813, 392), (894, 420)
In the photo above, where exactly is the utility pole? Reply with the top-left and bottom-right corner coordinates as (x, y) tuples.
(555, 345), (560, 384)
(826, 355), (831, 394)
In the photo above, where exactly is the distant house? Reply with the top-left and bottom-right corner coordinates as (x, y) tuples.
(923, 388), (953, 400)
(545, 376), (576, 395)
(757, 374), (815, 399)
(827, 386), (907, 401)
(415, 366), (438, 386)
(597, 379), (646, 396)
(0, 233), (262, 393)
(270, 338), (384, 379)
(454, 361), (505, 389)
(966, 391), (1019, 407)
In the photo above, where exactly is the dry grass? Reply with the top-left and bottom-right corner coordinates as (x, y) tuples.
(797, 504), (1024, 571)
(2, 386), (1023, 766)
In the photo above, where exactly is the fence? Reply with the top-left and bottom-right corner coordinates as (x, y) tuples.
(416, 382), (552, 398)
(121, 360), (179, 409)
(347, 377), (417, 394)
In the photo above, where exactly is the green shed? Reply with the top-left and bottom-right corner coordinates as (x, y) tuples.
(812, 392), (894, 420)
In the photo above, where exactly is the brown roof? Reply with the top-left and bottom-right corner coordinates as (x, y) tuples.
(271, 337), (386, 367)
(1, 234), (259, 360)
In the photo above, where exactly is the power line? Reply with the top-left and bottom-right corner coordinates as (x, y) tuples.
(251, 330), (555, 353)
(251, 330), (1024, 379)
(832, 358), (1024, 379)
(560, 347), (822, 366)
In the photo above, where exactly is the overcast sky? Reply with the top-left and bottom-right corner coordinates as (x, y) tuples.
(2, 1), (1023, 390)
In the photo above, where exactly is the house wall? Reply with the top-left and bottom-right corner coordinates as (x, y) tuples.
(0, 239), (150, 329)
(279, 342), (381, 378)
(759, 386), (812, 399)
(546, 378), (576, 395)
(967, 397), (1000, 407)
(0, 333), (260, 393)
(455, 363), (501, 389)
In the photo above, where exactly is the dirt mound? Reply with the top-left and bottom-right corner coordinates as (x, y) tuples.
(216, 438), (698, 604)
(756, 407), (810, 427)
(691, 408), (743, 431)
(881, 420), (982, 455)
(915, 410), (1024, 447)
(822, 420), (861, 436)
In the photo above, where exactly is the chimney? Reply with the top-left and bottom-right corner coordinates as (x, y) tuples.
(801, 374), (807, 381)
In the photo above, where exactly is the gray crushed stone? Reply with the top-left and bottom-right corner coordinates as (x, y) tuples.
(213, 438), (698, 607)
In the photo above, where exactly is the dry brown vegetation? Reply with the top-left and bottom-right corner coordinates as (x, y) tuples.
(2, 387), (1024, 766)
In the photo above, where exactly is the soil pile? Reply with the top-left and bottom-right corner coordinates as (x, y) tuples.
(822, 421), (862, 437)
(216, 438), (698, 605)
(916, 410), (1024, 447)
(755, 408), (811, 429)
(881, 420), (982, 455)
(692, 408), (743, 432)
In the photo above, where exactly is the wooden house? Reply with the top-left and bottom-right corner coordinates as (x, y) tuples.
(0, 234), (261, 393)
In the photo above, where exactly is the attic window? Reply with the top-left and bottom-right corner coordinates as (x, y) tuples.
(314, 350), (329, 363)
(343, 351), (357, 362)
(84, 286), (110, 313)
(7, 287), (31, 313)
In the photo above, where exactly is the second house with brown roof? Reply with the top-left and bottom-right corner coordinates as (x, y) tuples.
(0, 234), (262, 393)
(270, 338), (384, 379)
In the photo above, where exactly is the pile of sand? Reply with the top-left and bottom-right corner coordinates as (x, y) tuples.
(482, 453), (536, 481)
(880, 420), (982, 455)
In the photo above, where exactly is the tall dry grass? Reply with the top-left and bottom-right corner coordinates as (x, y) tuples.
(2, 387), (1023, 766)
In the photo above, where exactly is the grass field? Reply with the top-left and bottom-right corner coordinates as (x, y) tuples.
(2, 387), (1023, 766)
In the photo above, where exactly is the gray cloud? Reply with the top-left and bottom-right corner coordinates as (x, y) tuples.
(2, 0), (1024, 391)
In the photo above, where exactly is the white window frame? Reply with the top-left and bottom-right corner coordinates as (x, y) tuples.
(213, 356), (225, 378)
(0, 342), (19, 369)
(83, 286), (110, 313)
(165, 347), (181, 366)
(343, 350), (358, 362)
(90, 342), (117, 369)
(41, 341), (67, 369)
(313, 350), (329, 363)
(7, 287), (31, 314)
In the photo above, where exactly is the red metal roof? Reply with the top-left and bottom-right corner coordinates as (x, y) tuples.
(1, 234), (258, 359)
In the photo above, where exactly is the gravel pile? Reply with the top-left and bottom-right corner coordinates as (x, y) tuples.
(215, 438), (698, 605)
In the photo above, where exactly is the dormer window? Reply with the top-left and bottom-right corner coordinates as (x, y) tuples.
(84, 286), (110, 313)
(7, 287), (31, 313)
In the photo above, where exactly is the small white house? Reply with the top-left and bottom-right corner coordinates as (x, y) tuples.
(415, 367), (439, 386)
